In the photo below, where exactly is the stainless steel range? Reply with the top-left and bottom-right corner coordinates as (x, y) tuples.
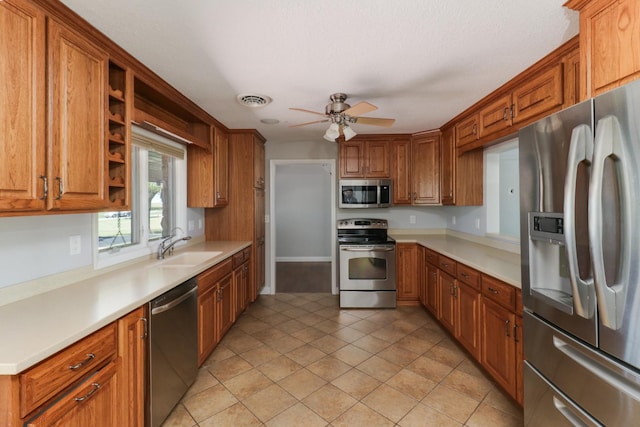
(337, 218), (396, 308)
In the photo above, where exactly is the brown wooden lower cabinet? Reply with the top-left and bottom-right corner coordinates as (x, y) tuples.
(0, 307), (148, 426)
(233, 253), (250, 318)
(197, 258), (232, 366)
(218, 273), (234, 338)
(438, 270), (457, 333)
(456, 281), (481, 360)
(396, 243), (420, 304)
(26, 361), (119, 426)
(425, 259), (439, 316)
(417, 245), (523, 405)
(480, 297), (517, 397)
(117, 307), (146, 427)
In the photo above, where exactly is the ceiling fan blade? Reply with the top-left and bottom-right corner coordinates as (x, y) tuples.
(288, 119), (329, 128)
(289, 107), (326, 116)
(343, 101), (377, 117)
(353, 117), (396, 127)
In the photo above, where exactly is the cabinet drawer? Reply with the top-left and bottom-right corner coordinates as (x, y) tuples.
(438, 255), (457, 277)
(457, 264), (480, 290)
(482, 275), (516, 311)
(425, 248), (439, 266)
(20, 323), (117, 417)
(232, 247), (251, 268)
(198, 258), (233, 294)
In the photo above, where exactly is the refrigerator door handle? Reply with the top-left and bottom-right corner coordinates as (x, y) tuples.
(589, 115), (632, 330)
(564, 124), (595, 319)
(552, 396), (596, 427)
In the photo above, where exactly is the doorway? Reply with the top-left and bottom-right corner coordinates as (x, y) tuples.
(269, 160), (336, 294)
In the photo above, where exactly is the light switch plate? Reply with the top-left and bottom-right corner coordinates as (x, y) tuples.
(69, 235), (81, 255)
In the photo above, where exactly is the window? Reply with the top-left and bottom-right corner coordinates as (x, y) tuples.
(96, 127), (186, 267)
(485, 138), (520, 240)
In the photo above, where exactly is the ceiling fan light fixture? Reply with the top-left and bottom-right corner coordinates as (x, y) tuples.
(324, 122), (340, 141)
(343, 125), (357, 141)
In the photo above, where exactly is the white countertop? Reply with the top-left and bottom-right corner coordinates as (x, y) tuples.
(0, 241), (250, 375)
(391, 233), (522, 289)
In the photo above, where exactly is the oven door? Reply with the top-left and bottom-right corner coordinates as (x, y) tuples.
(339, 244), (396, 291)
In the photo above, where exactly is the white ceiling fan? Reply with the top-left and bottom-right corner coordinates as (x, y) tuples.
(289, 93), (395, 141)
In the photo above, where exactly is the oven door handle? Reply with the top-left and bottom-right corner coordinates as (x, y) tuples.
(340, 247), (395, 252)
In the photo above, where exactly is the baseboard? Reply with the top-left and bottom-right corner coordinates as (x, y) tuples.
(275, 257), (332, 262)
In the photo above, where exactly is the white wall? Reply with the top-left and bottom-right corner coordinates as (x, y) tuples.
(0, 208), (205, 290)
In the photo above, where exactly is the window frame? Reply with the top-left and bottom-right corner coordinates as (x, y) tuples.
(94, 128), (187, 269)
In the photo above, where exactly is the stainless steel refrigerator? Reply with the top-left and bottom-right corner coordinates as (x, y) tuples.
(519, 79), (640, 426)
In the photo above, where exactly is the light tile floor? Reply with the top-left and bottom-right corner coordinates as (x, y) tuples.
(164, 293), (524, 426)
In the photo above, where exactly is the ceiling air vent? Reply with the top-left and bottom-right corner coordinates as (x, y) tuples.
(236, 93), (272, 108)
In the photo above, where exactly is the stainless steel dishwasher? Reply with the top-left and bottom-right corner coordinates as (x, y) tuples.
(148, 277), (198, 427)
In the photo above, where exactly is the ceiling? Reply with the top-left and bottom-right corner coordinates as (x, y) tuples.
(60, 0), (579, 143)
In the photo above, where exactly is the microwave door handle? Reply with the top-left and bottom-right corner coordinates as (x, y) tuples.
(563, 124), (595, 319)
(589, 115), (633, 330)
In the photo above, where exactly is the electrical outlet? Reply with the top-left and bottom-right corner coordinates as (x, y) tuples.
(69, 235), (81, 255)
(409, 215), (416, 224)
(198, 219), (203, 229)
(475, 218), (481, 230)
(452, 216), (456, 225)
(188, 220), (195, 231)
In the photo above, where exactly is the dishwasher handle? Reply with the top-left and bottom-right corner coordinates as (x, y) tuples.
(151, 284), (197, 315)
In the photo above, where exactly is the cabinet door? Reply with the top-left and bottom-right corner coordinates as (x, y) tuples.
(396, 243), (419, 302)
(253, 136), (265, 188)
(578, 0), (640, 97)
(438, 271), (456, 333)
(455, 114), (479, 147)
(391, 138), (412, 205)
(48, 19), (108, 211)
(512, 63), (563, 125)
(214, 129), (229, 206)
(26, 362), (119, 427)
(425, 264), (439, 316)
(253, 188), (265, 300)
(234, 262), (249, 316)
(515, 315), (524, 405)
(364, 140), (390, 178)
(411, 132), (440, 205)
(218, 273), (234, 337)
(440, 127), (455, 205)
(0, 0), (46, 212)
(481, 298), (516, 396)
(478, 94), (512, 137)
(417, 246), (426, 306)
(117, 307), (146, 427)
(456, 282), (480, 360)
(197, 286), (218, 366)
(339, 140), (366, 178)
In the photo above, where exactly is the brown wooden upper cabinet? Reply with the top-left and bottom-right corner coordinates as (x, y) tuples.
(339, 138), (390, 178)
(457, 64), (563, 149)
(0, 0), (46, 213)
(390, 137), (412, 205)
(0, 2), (110, 215)
(187, 125), (229, 208)
(390, 133), (440, 206)
(411, 131), (441, 205)
(566, 0), (640, 99)
(452, 37), (579, 153)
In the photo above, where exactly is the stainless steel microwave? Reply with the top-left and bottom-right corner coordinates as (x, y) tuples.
(339, 179), (392, 208)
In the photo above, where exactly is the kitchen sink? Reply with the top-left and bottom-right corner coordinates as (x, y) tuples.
(157, 251), (221, 267)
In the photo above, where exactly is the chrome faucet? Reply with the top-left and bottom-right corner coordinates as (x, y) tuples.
(157, 230), (192, 260)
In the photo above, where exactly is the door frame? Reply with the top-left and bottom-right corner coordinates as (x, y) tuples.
(269, 159), (337, 294)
